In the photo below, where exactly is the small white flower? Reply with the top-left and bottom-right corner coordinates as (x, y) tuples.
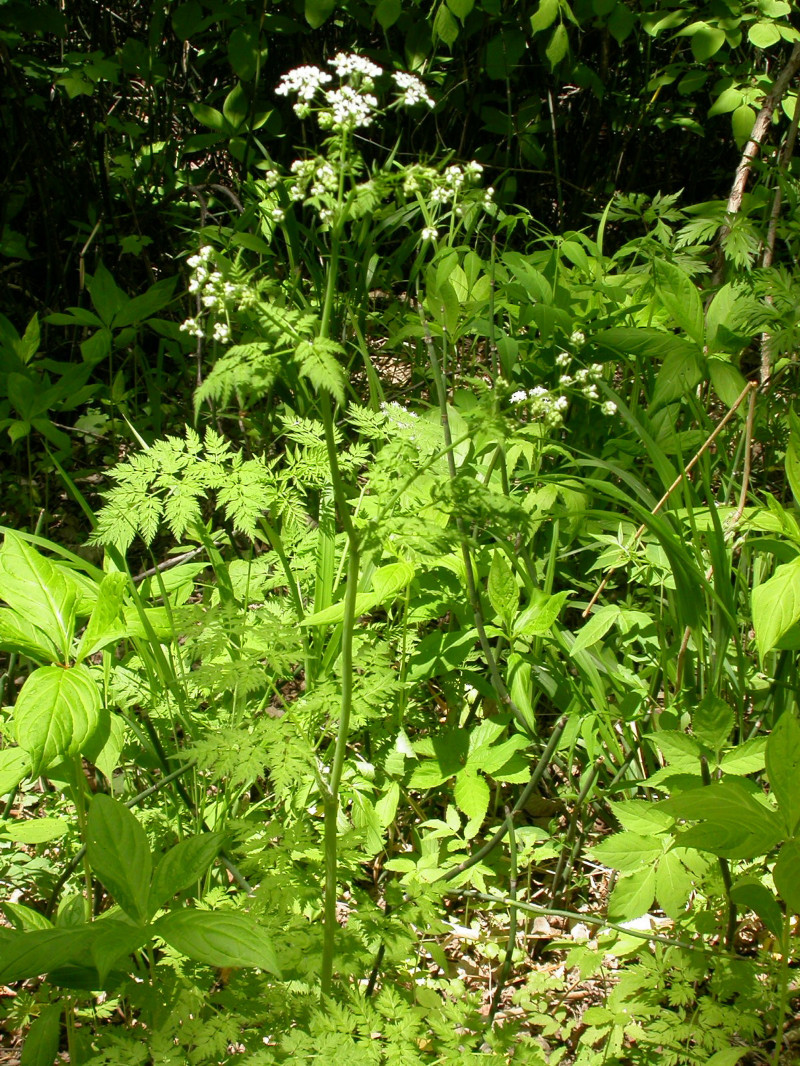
(393, 71), (435, 108)
(465, 160), (483, 179)
(202, 293), (218, 308)
(212, 321), (230, 344)
(483, 187), (495, 204)
(421, 226), (438, 241)
(570, 330), (586, 345)
(510, 390), (528, 404)
(529, 386), (549, 398)
(223, 282), (237, 297)
(324, 85), (377, 130)
(180, 317), (203, 338)
(262, 168), (280, 188)
(554, 395), (569, 411)
(188, 277), (201, 293)
(601, 400), (617, 416)
(329, 53), (383, 83)
(559, 374), (573, 387)
(583, 385), (599, 400)
(575, 368), (589, 385)
(444, 165), (465, 189)
(319, 207), (334, 224)
(591, 363), (603, 378)
(555, 351), (571, 367)
(271, 207), (285, 222)
(276, 65), (332, 102)
(430, 186), (452, 204)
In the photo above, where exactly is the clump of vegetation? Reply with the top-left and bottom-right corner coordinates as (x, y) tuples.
(2, 2), (800, 1063)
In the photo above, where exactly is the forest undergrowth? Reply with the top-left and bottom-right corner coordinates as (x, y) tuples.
(3, 1), (800, 1064)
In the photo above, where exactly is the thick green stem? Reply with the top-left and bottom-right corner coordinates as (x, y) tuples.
(318, 133), (359, 996)
(771, 908), (793, 1066)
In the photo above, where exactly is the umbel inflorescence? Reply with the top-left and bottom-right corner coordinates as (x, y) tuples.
(275, 52), (434, 129)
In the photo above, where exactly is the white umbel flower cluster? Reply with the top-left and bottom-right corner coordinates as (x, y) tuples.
(275, 54), (435, 131)
(393, 70), (435, 108)
(330, 52), (382, 83)
(275, 65), (332, 104)
(181, 245), (234, 346)
(321, 85), (378, 131)
(511, 386), (569, 428)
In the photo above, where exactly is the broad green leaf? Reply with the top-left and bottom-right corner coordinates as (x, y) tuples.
(2, 902), (53, 932)
(665, 780), (782, 859)
(1, 817), (66, 844)
(85, 263), (127, 326)
(468, 734), (528, 776)
(406, 628), (476, 682)
(507, 653), (536, 733)
(15, 665), (104, 777)
(530, 0), (558, 32)
(433, 3), (459, 43)
(773, 840), (800, 913)
(705, 1050), (751, 1066)
(87, 795), (152, 922)
(454, 771), (490, 824)
(112, 277), (176, 329)
(546, 23), (569, 67)
(689, 22), (726, 61)
(148, 833), (225, 916)
(649, 730), (703, 771)
(592, 832), (663, 873)
(709, 358), (749, 408)
(607, 866), (656, 922)
(655, 849), (693, 918)
(719, 737), (766, 775)
(172, 1), (204, 39)
(732, 103), (755, 146)
(371, 561), (415, 601)
(708, 86), (743, 118)
(0, 608), (60, 662)
(0, 747), (30, 793)
(748, 20), (781, 48)
(20, 1002), (61, 1066)
(305, 0), (334, 27)
(88, 919), (149, 983)
(730, 877), (783, 938)
(223, 82), (249, 131)
(766, 714), (800, 836)
(488, 550), (518, 623)
(374, 0), (402, 27)
(786, 408), (800, 509)
(752, 557), (800, 657)
(570, 605), (620, 655)
(90, 712), (126, 782)
(188, 102), (226, 131)
(609, 800), (673, 836)
(0, 533), (77, 655)
(0, 927), (93, 983)
(652, 258), (704, 345)
(652, 346), (704, 409)
(692, 695), (733, 752)
(154, 910), (281, 975)
(75, 571), (128, 663)
(513, 590), (569, 637)
(228, 26), (261, 81)
(446, 0), (473, 17)
(376, 781), (400, 827)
